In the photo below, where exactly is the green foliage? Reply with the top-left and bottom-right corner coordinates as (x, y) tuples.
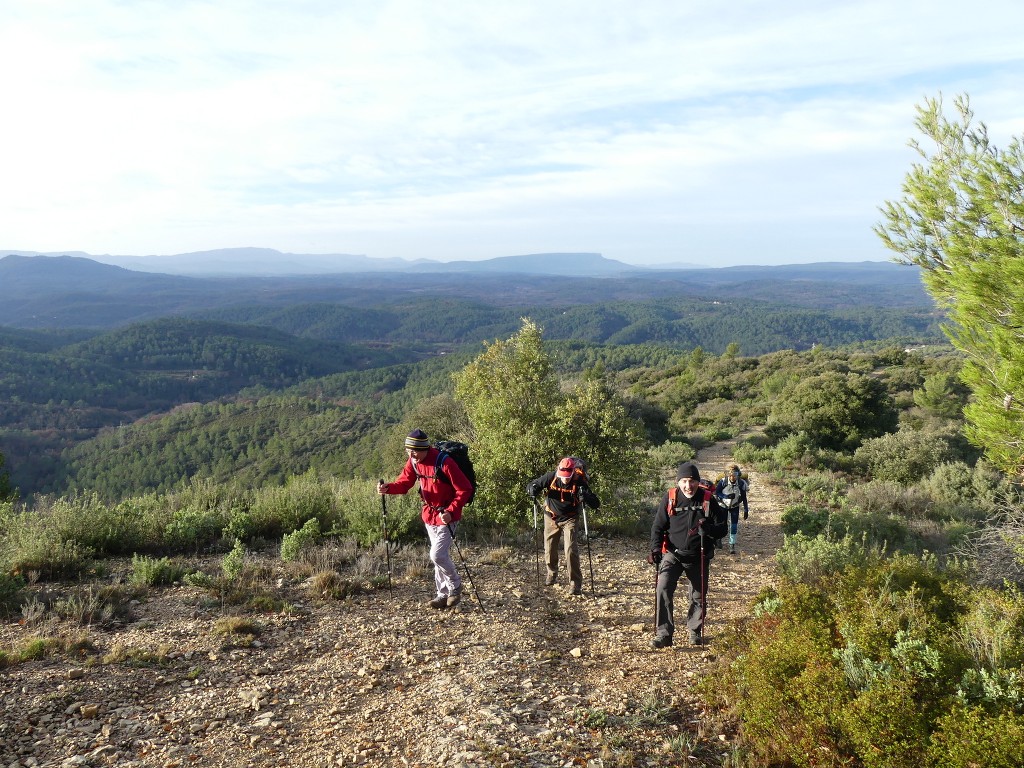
(280, 518), (321, 562)
(454, 319), (649, 527)
(913, 371), (968, 419)
(0, 572), (25, 618)
(877, 93), (1024, 477)
(243, 471), (339, 541)
(163, 505), (228, 553)
(709, 551), (1024, 768)
(855, 427), (953, 484)
(929, 706), (1024, 768)
(221, 539), (246, 581)
(646, 441), (696, 474)
(454, 319), (563, 526)
(0, 450), (12, 502)
(0, 499), (95, 579)
(776, 532), (877, 586)
(767, 371), (898, 451)
(780, 503), (830, 537)
(549, 374), (652, 527)
(129, 554), (187, 587)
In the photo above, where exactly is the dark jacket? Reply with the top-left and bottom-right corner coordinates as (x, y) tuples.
(527, 470), (600, 523)
(650, 487), (727, 562)
(382, 446), (472, 526)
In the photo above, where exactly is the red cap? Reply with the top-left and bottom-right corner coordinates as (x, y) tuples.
(556, 457), (575, 478)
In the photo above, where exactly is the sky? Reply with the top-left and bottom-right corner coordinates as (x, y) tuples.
(2, 1), (1023, 268)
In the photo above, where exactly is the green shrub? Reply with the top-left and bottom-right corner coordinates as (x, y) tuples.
(855, 427), (952, 484)
(336, 480), (421, 547)
(0, 510), (94, 579)
(130, 554), (186, 587)
(646, 440), (696, 472)
(0, 572), (25, 618)
(163, 505), (228, 552)
(246, 472), (339, 541)
(785, 471), (847, 508)
(929, 705), (1024, 768)
(222, 539), (246, 581)
(830, 507), (920, 553)
(776, 532), (875, 586)
(280, 518), (321, 562)
(844, 480), (934, 521)
(781, 503), (830, 537)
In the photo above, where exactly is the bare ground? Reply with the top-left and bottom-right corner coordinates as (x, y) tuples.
(0, 442), (783, 768)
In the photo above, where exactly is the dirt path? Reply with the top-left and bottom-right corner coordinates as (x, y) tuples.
(694, 437), (784, 632)
(0, 442), (785, 767)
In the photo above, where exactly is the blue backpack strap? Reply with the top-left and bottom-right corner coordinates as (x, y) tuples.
(434, 450), (452, 485)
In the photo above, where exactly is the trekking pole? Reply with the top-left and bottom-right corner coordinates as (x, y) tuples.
(378, 481), (393, 599)
(699, 525), (707, 645)
(532, 497), (541, 590)
(654, 559), (661, 639)
(446, 522), (485, 613)
(580, 500), (596, 596)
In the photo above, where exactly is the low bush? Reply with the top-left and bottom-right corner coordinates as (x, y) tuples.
(855, 427), (953, 484)
(776, 532), (876, 586)
(780, 504), (830, 537)
(130, 554), (187, 587)
(280, 518), (321, 562)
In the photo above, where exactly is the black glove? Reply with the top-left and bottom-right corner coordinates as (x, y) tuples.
(646, 550), (662, 566)
(526, 482), (539, 498)
(743, 510), (749, 520)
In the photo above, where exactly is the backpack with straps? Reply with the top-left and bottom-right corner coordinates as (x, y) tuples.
(665, 480), (727, 548)
(416, 440), (477, 505)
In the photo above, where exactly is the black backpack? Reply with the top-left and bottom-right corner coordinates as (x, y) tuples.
(433, 440), (477, 505)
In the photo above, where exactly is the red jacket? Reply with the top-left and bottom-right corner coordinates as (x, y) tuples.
(382, 447), (472, 526)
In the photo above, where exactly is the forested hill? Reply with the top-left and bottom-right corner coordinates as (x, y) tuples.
(0, 254), (929, 329)
(0, 255), (943, 498)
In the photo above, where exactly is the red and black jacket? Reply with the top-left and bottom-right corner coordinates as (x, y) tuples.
(528, 470), (600, 524)
(382, 447), (472, 526)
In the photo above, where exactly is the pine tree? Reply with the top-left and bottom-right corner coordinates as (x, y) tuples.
(877, 93), (1024, 477)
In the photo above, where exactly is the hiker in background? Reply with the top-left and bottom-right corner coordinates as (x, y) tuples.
(378, 429), (473, 609)
(526, 457), (600, 596)
(714, 463), (749, 555)
(648, 461), (728, 647)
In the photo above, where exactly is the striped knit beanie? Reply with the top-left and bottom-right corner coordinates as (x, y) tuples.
(404, 429), (430, 451)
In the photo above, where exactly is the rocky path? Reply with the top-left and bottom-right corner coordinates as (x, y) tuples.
(0, 444), (783, 767)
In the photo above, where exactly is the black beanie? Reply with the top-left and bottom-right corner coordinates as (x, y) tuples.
(676, 461), (700, 482)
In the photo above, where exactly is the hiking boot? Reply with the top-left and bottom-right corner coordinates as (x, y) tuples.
(689, 630), (703, 646)
(545, 576), (556, 587)
(570, 585), (583, 596)
(445, 590), (462, 608)
(651, 635), (673, 649)
(729, 544), (736, 555)
(428, 595), (448, 610)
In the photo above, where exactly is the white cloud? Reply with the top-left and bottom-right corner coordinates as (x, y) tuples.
(1, 0), (1023, 264)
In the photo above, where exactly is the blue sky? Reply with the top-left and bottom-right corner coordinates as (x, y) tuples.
(2, 1), (1023, 267)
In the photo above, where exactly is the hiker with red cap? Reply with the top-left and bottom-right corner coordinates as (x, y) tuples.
(378, 429), (473, 609)
(648, 461), (728, 647)
(526, 457), (600, 595)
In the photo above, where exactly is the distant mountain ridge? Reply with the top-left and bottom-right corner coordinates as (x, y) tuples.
(0, 252), (928, 330)
(2, 248), (635, 277)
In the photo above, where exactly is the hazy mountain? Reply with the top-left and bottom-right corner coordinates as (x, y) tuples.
(0, 252), (929, 329)
(4, 248), (634, 277)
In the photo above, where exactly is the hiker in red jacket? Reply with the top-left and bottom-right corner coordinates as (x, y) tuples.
(648, 461), (727, 647)
(378, 429), (473, 609)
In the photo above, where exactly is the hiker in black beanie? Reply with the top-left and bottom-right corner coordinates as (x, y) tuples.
(648, 461), (727, 647)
